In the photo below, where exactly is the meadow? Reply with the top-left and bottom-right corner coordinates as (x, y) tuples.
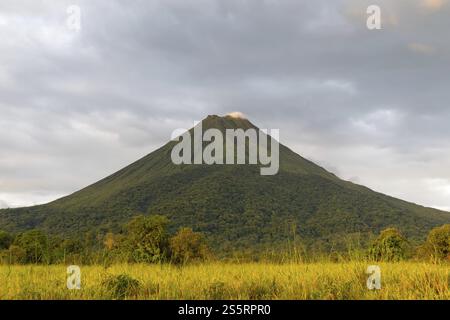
(0, 262), (448, 300)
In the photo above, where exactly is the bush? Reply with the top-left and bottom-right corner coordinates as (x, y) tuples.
(103, 274), (141, 300)
(421, 224), (450, 262)
(245, 280), (280, 299)
(0, 230), (13, 250)
(369, 228), (409, 262)
(13, 230), (49, 264)
(170, 227), (210, 264)
(120, 215), (169, 263)
(48, 237), (86, 264)
(1, 245), (26, 264)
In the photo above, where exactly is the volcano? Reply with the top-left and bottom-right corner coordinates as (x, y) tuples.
(1, 115), (449, 250)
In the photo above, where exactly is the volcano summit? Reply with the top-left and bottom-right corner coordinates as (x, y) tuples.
(170, 117), (279, 175)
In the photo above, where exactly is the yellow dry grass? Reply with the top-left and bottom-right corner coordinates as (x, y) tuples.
(0, 262), (448, 300)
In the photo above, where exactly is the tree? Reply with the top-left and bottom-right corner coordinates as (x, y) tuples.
(14, 229), (49, 264)
(170, 227), (210, 264)
(103, 232), (117, 251)
(0, 230), (13, 250)
(423, 224), (450, 261)
(49, 237), (85, 264)
(5, 245), (27, 264)
(369, 228), (409, 262)
(120, 215), (169, 263)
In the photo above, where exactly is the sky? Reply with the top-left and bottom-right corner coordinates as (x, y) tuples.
(0, 0), (450, 210)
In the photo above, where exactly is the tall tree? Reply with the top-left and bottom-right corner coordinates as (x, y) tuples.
(14, 229), (49, 264)
(424, 224), (450, 261)
(0, 230), (13, 250)
(170, 227), (210, 264)
(369, 228), (410, 262)
(121, 215), (169, 263)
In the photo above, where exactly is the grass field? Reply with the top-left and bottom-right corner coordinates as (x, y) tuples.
(0, 262), (448, 300)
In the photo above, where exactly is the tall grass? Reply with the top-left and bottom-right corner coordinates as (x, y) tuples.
(0, 262), (448, 300)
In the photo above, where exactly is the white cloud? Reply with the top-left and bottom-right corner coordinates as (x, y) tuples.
(0, 200), (9, 209)
(350, 109), (403, 135)
(227, 111), (247, 119)
(426, 178), (450, 195)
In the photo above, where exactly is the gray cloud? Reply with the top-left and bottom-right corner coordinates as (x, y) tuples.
(0, 0), (450, 210)
(0, 200), (9, 209)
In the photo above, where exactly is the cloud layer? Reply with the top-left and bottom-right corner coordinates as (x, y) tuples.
(1, 0), (450, 210)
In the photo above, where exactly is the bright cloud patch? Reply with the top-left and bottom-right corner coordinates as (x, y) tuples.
(226, 112), (247, 119)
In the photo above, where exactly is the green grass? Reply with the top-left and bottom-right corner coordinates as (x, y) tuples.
(0, 262), (448, 300)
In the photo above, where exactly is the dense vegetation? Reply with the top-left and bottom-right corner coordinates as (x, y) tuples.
(0, 215), (212, 265)
(1, 216), (448, 300)
(0, 213), (448, 265)
(0, 115), (449, 254)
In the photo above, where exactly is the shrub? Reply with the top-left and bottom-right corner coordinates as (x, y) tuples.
(170, 227), (210, 264)
(421, 224), (450, 262)
(0, 230), (13, 250)
(120, 215), (169, 263)
(103, 274), (141, 300)
(245, 280), (280, 299)
(13, 230), (49, 264)
(2, 245), (26, 264)
(369, 228), (409, 262)
(103, 232), (117, 251)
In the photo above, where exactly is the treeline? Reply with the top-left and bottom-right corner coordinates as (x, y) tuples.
(245, 224), (449, 264)
(0, 216), (448, 265)
(0, 215), (210, 265)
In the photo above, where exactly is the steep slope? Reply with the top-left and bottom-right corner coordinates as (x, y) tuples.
(0, 115), (449, 250)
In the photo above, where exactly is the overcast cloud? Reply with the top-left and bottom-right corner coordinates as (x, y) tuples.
(1, 0), (450, 210)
